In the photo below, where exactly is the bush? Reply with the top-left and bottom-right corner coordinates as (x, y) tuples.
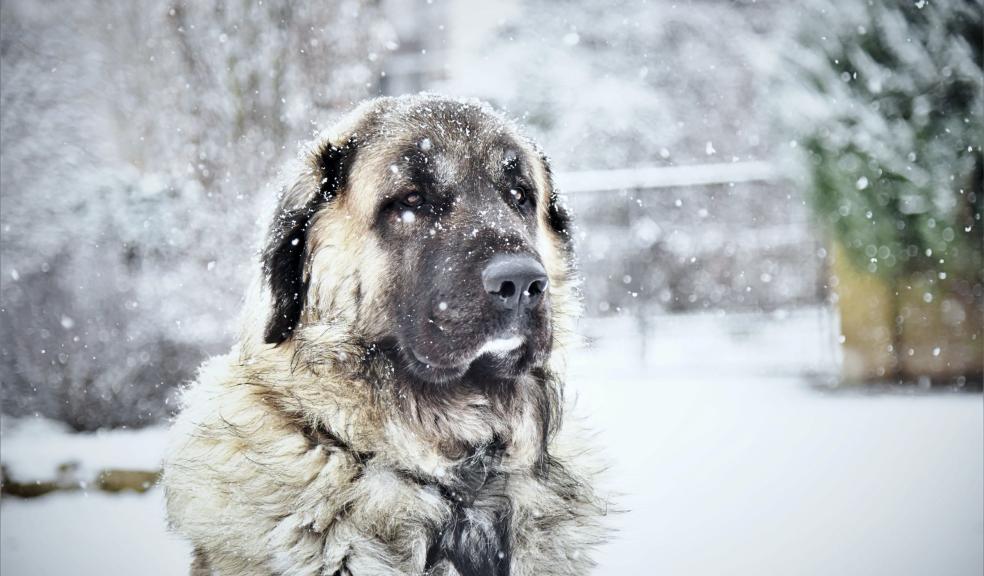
(780, 0), (983, 283)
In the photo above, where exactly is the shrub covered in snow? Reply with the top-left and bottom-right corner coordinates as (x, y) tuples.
(0, 0), (392, 429)
(780, 0), (983, 282)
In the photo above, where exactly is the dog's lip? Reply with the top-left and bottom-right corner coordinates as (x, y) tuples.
(411, 334), (526, 366)
(402, 334), (527, 382)
(402, 346), (471, 384)
(408, 346), (460, 370)
(474, 335), (525, 356)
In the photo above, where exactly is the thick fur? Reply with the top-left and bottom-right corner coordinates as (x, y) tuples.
(163, 94), (609, 576)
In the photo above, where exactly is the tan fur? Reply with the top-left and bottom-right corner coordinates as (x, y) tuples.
(163, 95), (609, 576)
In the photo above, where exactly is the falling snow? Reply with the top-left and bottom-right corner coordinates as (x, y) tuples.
(0, 0), (980, 574)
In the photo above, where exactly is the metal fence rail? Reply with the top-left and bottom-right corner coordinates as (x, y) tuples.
(555, 161), (779, 194)
(550, 161), (824, 314)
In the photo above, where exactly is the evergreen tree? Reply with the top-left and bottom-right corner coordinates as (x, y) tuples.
(781, 0), (983, 284)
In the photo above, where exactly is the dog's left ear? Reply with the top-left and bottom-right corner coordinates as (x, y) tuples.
(538, 152), (573, 248)
(262, 138), (358, 345)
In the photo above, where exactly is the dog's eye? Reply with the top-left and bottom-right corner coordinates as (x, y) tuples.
(401, 191), (424, 207)
(509, 188), (528, 206)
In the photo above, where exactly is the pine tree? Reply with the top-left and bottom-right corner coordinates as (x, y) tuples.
(783, 0), (982, 283)
(780, 0), (983, 383)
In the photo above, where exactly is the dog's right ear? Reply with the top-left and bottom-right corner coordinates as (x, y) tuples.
(537, 152), (573, 250)
(261, 137), (358, 345)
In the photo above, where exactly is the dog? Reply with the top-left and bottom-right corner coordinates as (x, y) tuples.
(163, 94), (609, 576)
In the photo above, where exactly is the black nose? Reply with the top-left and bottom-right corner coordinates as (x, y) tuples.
(482, 255), (549, 311)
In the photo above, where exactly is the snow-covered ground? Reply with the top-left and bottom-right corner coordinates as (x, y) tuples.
(1, 488), (190, 576)
(0, 418), (169, 482)
(570, 310), (983, 576)
(0, 421), (186, 575)
(2, 308), (981, 575)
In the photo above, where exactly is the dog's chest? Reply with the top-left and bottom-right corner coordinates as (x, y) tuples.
(425, 445), (514, 576)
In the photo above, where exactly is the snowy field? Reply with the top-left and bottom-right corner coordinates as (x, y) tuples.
(2, 308), (982, 576)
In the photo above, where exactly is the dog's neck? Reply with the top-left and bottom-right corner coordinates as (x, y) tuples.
(366, 347), (560, 478)
(246, 334), (562, 481)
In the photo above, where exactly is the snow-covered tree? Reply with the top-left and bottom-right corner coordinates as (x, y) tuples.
(780, 0), (982, 283)
(777, 0), (983, 383)
(0, 0), (394, 428)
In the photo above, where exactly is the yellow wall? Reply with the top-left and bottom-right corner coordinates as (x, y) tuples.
(831, 243), (983, 384)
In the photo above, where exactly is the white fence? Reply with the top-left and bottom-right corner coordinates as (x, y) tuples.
(551, 160), (825, 314)
(555, 160), (779, 194)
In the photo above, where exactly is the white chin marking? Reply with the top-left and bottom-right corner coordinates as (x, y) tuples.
(476, 336), (524, 356)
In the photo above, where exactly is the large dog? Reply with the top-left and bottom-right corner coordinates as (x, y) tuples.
(163, 94), (609, 576)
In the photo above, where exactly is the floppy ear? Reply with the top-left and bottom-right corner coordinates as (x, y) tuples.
(538, 152), (573, 248)
(262, 138), (357, 345)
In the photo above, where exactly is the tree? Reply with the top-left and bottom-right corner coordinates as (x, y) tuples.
(0, 0), (394, 428)
(778, 0), (983, 382)
(781, 0), (982, 283)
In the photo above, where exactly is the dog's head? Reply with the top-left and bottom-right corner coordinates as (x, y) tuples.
(257, 95), (574, 386)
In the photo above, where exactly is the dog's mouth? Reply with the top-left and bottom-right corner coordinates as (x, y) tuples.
(400, 334), (529, 384)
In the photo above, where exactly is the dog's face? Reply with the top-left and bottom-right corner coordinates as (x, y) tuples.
(261, 96), (572, 386)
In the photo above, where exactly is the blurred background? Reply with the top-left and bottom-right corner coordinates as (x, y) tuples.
(1, 0), (981, 574)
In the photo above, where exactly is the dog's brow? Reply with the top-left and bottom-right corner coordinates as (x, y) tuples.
(404, 149), (439, 185)
(502, 150), (520, 173)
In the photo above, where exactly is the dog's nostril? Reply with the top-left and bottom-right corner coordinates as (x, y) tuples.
(496, 281), (516, 298)
(527, 280), (545, 297)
